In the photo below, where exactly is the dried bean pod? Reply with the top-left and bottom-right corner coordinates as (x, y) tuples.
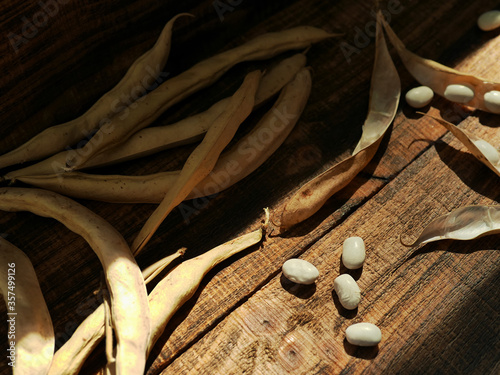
(0, 237), (54, 375)
(14, 68), (311, 204)
(0, 14), (189, 170)
(0, 188), (150, 375)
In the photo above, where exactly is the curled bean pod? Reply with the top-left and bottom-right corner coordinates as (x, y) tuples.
(401, 205), (500, 247)
(49, 249), (184, 375)
(280, 14), (400, 230)
(6, 53), (307, 178)
(0, 188), (150, 375)
(0, 237), (54, 375)
(380, 14), (500, 113)
(0, 13), (190, 170)
(64, 26), (335, 171)
(14, 68), (312, 204)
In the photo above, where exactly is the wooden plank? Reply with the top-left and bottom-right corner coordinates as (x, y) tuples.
(0, 0), (499, 374)
(160, 119), (500, 375)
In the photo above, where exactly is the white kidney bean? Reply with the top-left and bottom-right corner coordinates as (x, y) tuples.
(473, 139), (500, 165)
(345, 322), (382, 346)
(282, 258), (319, 285)
(444, 84), (474, 104)
(342, 236), (366, 269)
(405, 86), (434, 108)
(483, 90), (500, 113)
(477, 10), (500, 31)
(333, 274), (361, 309)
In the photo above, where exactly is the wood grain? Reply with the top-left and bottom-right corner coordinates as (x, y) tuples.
(0, 0), (499, 374)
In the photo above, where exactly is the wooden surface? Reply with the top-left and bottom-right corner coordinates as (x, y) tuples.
(0, 0), (499, 374)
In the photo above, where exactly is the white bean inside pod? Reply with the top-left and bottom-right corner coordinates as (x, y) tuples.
(443, 84), (475, 104)
(333, 274), (361, 310)
(483, 90), (500, 113)
(342, 236), (366, 269)
(282, 258), (319, 285)
(345, 322), (382, 346)
(473, 139), (500, 165)
(405, 86), (434, 108)
(477, 10), (500, 31)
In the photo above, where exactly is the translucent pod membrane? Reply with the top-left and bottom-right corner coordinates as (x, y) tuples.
(477, 10), (500, 31)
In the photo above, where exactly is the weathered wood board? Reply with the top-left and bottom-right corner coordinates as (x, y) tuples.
(0, 0), (499, 374)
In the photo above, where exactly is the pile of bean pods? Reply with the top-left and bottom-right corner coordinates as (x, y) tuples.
(0, 13), (333, 374)
(1, 6), (499, 375)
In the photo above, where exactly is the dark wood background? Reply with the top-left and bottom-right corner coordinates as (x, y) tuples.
(0, 0), (499, 374)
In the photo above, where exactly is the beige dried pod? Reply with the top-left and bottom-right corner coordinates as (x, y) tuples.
(0, 237), (54, 375)
(380, 14), (500, 113)
(280, 13), (400, 230)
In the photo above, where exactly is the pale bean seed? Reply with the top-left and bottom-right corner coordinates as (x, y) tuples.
(333, 274), (361, 310)
(483, 90), (500, 113)
(477, 10), (500, 31)
(405, 86), (433, 108)
(282, 259), (319, 285)
(382, 16), (500, 113)
(444, 84), (474, 103)
(472, 139), (500, 165)
(345, 322), (382, 346)
(342, 236), (366, 270)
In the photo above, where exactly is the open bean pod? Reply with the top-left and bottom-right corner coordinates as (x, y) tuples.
(401, 205), (500, 247)
(280, 13), (400, 230)
(380, 14), (500, 114)
(420, 113), (500, 177)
